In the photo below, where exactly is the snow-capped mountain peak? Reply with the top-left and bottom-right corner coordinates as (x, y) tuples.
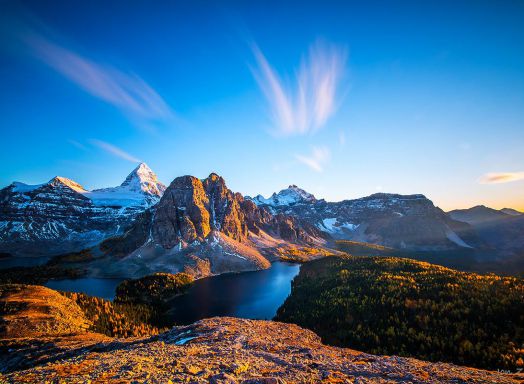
(252, 185), (316, 206)
(0, 163), (166, 255)
(120, 162), (166, 197)
(48, 176), (87, 193)
(86, 162), (166, 208)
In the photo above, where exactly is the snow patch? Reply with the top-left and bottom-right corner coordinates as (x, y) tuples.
(318, 218), (359, 234)
(445, 228), (473, 248)
(175, 336), (197, 345)
(252, 185), (316, 206)
(11, 182), (43, 193)
(321, 218), (338, 232)
(224, 251), (247, 260)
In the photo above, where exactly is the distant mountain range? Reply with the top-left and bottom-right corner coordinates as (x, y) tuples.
(248, 189), (478, 251)
(0, 163), (164, 256)
(449, 205), (524, 267)
(1, 163), (522, 276)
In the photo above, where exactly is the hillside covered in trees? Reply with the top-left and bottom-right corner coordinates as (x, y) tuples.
(63, 292), (165, 337)
(275, 255), (524, 371)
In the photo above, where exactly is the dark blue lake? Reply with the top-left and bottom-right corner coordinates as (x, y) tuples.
(45, 277), (124, 300)
(43, 261), (300, 322)
(166, 261), (300, 324)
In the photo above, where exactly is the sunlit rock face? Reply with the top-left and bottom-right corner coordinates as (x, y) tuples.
(153, 175), (212, 247)
(203, 173), (248, 242)
(151, 173), (324, 251)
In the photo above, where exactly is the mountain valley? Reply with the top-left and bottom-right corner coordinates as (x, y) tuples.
(1, 164), (523, 382)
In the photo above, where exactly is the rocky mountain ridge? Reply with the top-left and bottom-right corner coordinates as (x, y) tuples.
(0, 163), (165, 256)
(2, 167), (522, 276)
(449, 205), (518, 225)
(91, 173), (327, 277)
(250, 185), (317, 206)
(252, 188), (477, 251)
(449, 205), (524, 264)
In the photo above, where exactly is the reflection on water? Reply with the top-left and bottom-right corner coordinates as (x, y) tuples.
(45, 277), (124, 300)
(166, 261), (300, 325)
(42, 261), (300, 322)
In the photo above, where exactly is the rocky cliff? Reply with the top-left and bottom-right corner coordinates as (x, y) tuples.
(95, 173), (328, 278)
(152, 174), (249, 247)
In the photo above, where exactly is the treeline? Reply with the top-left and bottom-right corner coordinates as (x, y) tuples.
(0, 265), (83, 285)
(275, 255), (524, 371)
(115, 272), (194, 306)
(335, 240), (394, 256)
(61, 272), (195, 336)
(63, 291), (165, 338)
(113, 272), (196, 328)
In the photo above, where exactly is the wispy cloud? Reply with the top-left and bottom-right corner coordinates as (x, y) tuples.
(17, 30), (175, 132)
(479, 172), (524, 184)
(68, 139), (88, 151)
(90, 139), (140, 163)
(251, 40), (347, 136)
(339, 130), (346, 147)
(295, 146), (331, 172)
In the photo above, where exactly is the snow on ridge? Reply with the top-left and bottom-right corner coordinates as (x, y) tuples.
(251, 185), (316, 207)
(82, 190), (155, 207)
(10, 177), (87, 194)
(11, 182), (43, 193)
(317, 217), (359, 234)
(86, 162), (165, 208)
(5, 163), (165, 209)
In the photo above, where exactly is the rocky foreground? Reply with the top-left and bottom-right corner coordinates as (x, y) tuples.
(1, 285), (522, 383)
(1, 316), (521, 383)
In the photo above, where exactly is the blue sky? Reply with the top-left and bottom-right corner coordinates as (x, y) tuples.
(1, 0), (523, 210)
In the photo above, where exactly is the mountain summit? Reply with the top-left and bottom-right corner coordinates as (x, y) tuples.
(251, 185), (317, 206)
(87, 162), (166, 208)
(48, 176), (88, 193)
(120, 163), (166, 197)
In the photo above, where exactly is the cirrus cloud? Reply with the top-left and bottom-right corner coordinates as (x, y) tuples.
(295, 146), (331, 172)
(251, 40), (347, 136)
(15, 26), (176, 132)
(90, 139), (141, 163)
(479, 172), (524, 184)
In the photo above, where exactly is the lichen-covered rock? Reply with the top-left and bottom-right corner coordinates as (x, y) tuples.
(1, 317), (521, 383)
